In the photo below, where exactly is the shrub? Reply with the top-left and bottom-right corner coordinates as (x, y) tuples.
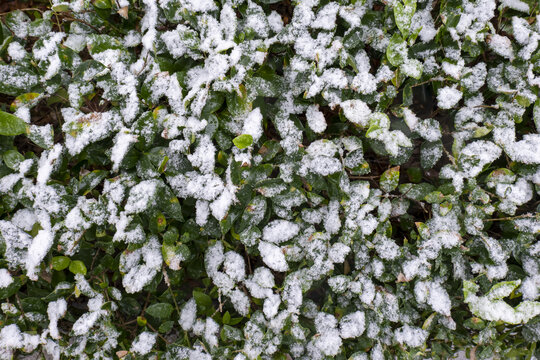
(0, 0), (539, 358)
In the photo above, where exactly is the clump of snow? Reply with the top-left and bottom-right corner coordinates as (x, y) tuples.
(0, 269), (13, 288)
(340, 100), (371, 127)
(306, 105), (327, 133)
(259, 241), (288, 272)
(437, 86), (462, 109)
(130, 331), (157, 355)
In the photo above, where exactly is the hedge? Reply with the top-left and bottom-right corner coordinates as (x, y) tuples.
(0, 0), (539, 358)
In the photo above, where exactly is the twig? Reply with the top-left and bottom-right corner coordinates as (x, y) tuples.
(483, 213), (535, 222)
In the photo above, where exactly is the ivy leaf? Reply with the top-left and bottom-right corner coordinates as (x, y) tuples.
(0, 110), (27, 136)
(394, 0), (417, 38)
(146, 303), (174, 321)
(380, 166), (400, 192)
(193, 290), (213, 309)
(52, 256), (71, 271)
(386, 33), (407, 67)
(69, 260), (87, 275)
(233, 134), (253, 149)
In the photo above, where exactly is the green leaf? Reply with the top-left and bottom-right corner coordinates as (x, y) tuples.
(394, 0), (417, 38)
(159, 320), (174, 333)
(380, 166), (400, 192)
(0, 276), (21, 299)
(69, 260), (87, 275)
(52, 256), (71, 271)
(0, 65), (39, 96)
(146, 302), (174, 320)
(2, 150), (25, 170)
(93, 0), (112, 9)
(386, 33), (407, 67)
(0, 111), (27, 136)
(399, 183), (435, 201)
(10, 93), (41, 112)
(193, 290), (213, 309)
(233, 134), (254, 149)
(222, 311), (231, 325)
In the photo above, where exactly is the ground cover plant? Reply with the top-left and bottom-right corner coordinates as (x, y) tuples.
(0, 0), (539, 358)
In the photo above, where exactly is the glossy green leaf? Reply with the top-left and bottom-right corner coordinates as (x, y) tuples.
(233, 134), (253, 149)
(0, 111), (27, 136)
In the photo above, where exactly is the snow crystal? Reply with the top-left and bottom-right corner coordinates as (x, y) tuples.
(324, 200), (341, 234)
(37, 144), (62, 185)
(204, 318), (220, 348)
(263, 293), (281, 319)
(506, 135), (540, 164)
(120, 237), (162, 293)
(210, 188), (235, 220)
(188, 135), (216, 174)
(196, 200), (210, 226)
(328, 243), (350, 263)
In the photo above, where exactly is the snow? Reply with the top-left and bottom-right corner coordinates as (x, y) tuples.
(204, 318), (219, 347)
(7, 42), (26, 61)
(339, 311), (365, 338)
(26, 229), (53, 281)
(341, 100), (372, 127)
(437, 86), (463, 109)
(414, 281), (451, 316)
(120, 237), (162, 293)
(210, 187), (235, 220)
(0, 269), (13, 288)
(72, 310), (102, 335)
(230, 289), (250, 316)
(501, 0), (530, 12)
(258, 241), (288, 272)
(394, 325), (428, 347)
(263, 220), (300, 244)
(37, 144), (63, 185)
(0, 0), (537, 357)
(131, 331), (157, 355)
(223, 251), (246, 282)
(47, 299), (67, 339)
(111, 129), (138, 172)
(268, 11), (284, 33)
(124, 180), (158, 214)
(306, 105), (327, 133)
(488, 34), (514, 59)
(188, 135), (216, 174)
(242, 108), (264, 143)
(179, 298), (197, 331)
